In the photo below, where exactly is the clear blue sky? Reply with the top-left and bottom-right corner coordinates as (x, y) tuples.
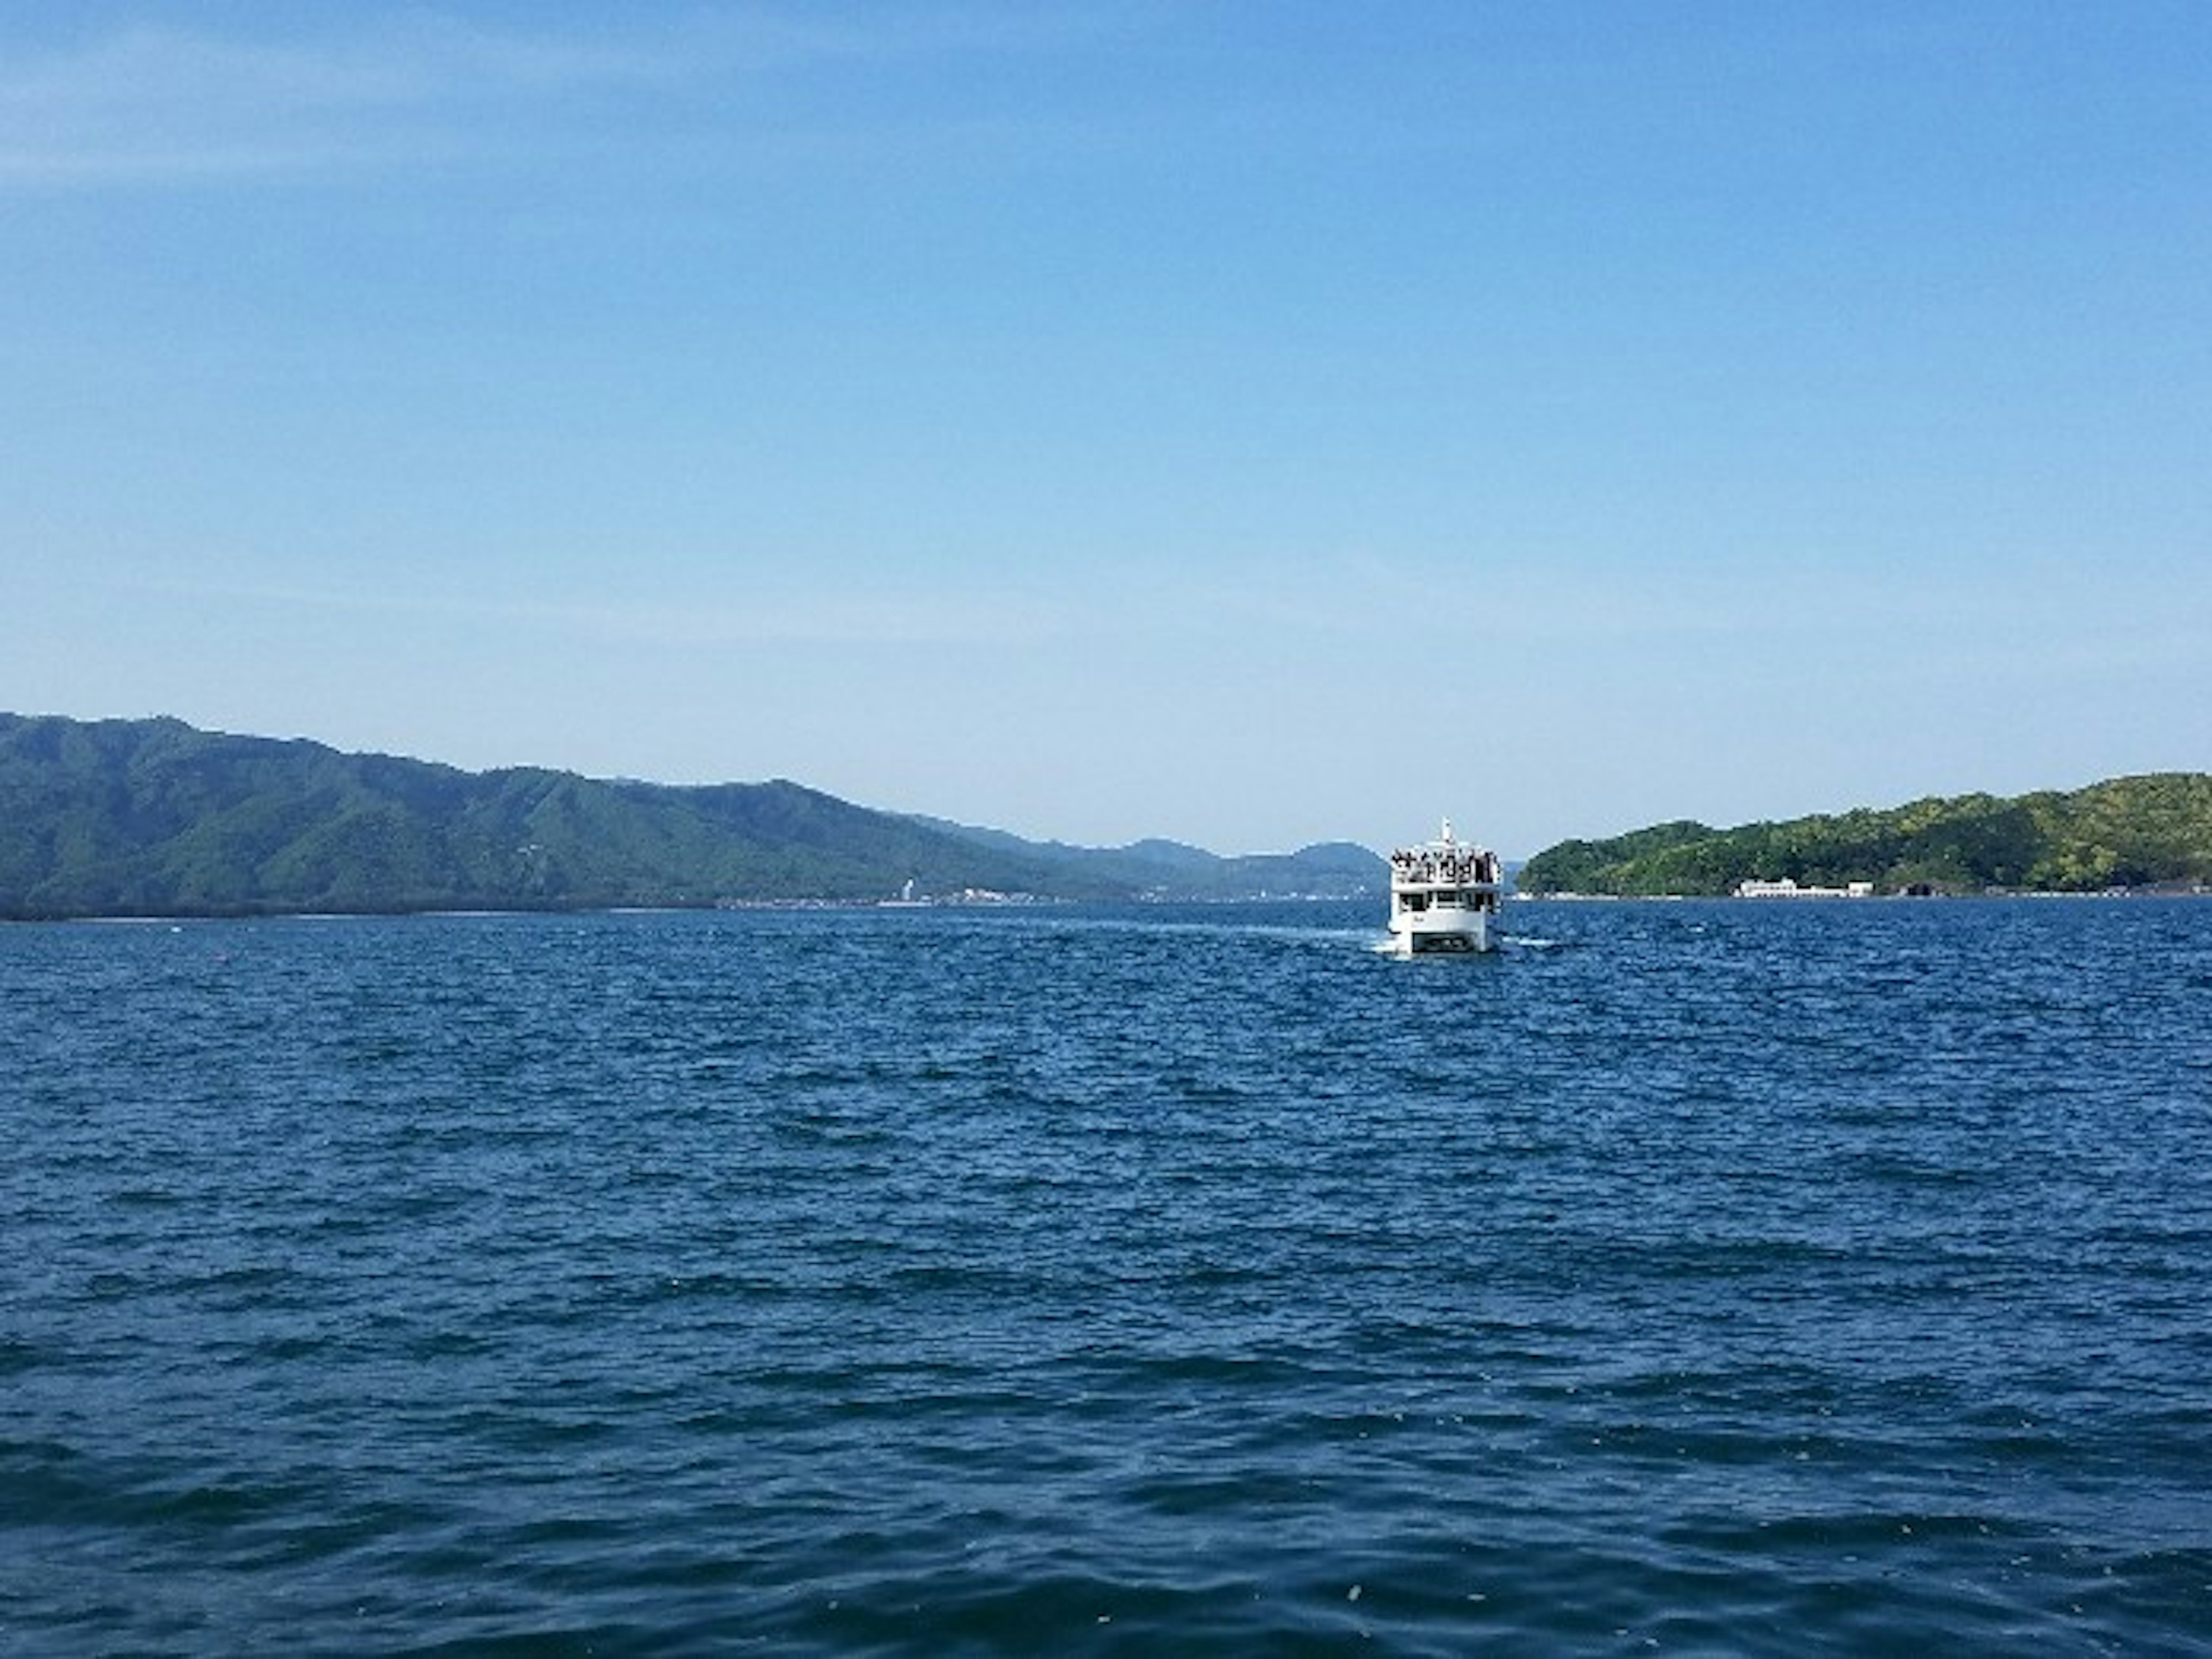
(6, 3), (2206, 856)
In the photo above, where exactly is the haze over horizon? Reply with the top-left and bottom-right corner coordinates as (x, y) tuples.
(7, 5), (2206, 858)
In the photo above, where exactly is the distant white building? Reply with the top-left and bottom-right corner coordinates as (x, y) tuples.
(1736, 877), (1876, 899)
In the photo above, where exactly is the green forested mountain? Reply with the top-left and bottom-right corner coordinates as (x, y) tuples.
(0, 714), (1381, 919)
(1518, 775), (2212, 896)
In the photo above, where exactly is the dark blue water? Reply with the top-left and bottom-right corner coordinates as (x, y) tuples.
(6, 899), (2210, 1654)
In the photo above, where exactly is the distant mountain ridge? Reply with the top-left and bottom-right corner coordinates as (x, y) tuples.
(0, 714), (1387, 919)
(906, 815), (1384, 901)
(1518, 775), (2212, 896)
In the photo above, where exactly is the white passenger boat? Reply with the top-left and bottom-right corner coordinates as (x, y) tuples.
(1386, 820), (1502, 955)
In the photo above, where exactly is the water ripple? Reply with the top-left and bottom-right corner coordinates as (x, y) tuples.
(3, 900), (2210, 1652)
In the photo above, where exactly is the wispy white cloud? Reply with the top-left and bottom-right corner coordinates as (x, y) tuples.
(110, 566), (1068, 650)
(0, 7), (1143, 188)
(0, 13), (775, 184)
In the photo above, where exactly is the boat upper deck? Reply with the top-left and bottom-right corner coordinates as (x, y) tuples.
(1389, 825), (1501, 891)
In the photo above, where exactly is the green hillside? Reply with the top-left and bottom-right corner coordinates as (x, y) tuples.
(1518, 775), (2212, 896)
(0, 714), (1074, 916)
(0, 714), (1384, 919)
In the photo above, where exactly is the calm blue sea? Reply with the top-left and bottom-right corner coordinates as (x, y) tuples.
(5, 898), (2210, 1655)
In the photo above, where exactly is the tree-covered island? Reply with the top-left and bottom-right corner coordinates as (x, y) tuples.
(1517, 774), (2212, 897)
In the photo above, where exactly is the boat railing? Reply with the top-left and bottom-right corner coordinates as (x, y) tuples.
(1390, 848), (1502, 886)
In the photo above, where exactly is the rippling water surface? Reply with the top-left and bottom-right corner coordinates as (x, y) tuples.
(6, 899), (2210, 1654)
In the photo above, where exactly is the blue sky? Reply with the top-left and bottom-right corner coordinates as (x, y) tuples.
(5, 3), (2206, 855)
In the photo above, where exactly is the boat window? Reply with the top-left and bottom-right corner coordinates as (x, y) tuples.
(1435, 891), (1460, 907)
(1402, 892), (1427, 911)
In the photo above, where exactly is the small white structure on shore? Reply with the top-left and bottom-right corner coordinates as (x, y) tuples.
(1735, 877), (1876, 899)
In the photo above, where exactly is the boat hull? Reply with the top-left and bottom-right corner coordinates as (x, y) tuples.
(1385, 910), (1495, 956)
